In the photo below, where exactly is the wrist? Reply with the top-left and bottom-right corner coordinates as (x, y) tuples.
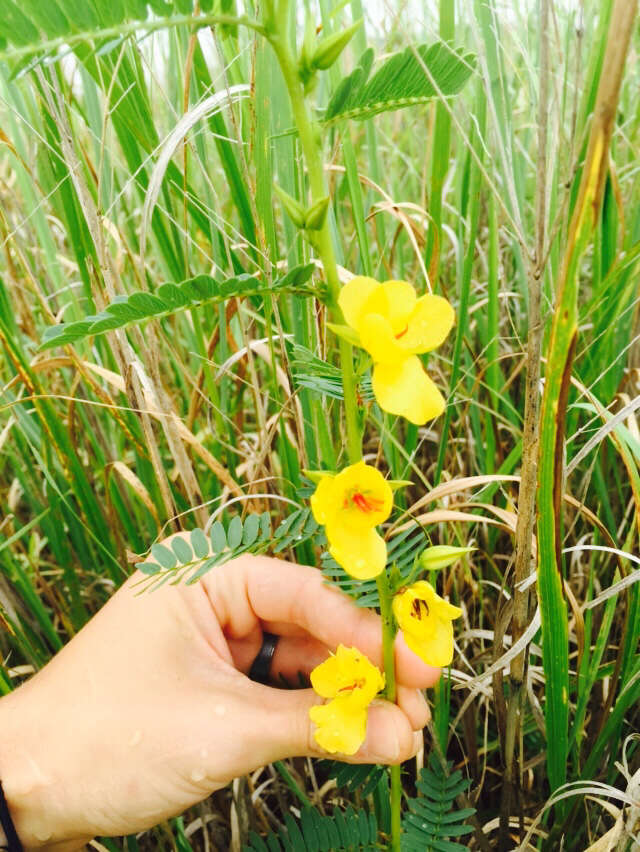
(0, 688), (87, 851)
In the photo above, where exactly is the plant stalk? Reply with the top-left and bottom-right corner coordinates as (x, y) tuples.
(268, 11), (401, 848)
(377, 569), (401, 852)
(268, 27), (361, 464)
(502, 0), (549, 842)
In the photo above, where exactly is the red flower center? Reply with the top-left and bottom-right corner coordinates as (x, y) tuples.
(352, 492), (384, 513)
(338, 678), (366, 694)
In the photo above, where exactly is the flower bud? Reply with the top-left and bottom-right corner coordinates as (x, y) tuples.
(298, 17), (318, 92)
(310, 20), (362, 71)
(419, 545), (474, 573)
(274, 184), (306, 229)
(304, 196), (330, 231)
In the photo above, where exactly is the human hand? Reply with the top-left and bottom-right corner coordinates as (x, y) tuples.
(0, 547), (440, 849)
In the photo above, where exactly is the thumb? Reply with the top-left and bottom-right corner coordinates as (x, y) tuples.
(260, 687), (422, 766)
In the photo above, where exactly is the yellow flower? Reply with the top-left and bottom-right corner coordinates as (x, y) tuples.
(310, 461), (393, 579)
(393, 580), (462, 667)
(338, 277), (454, 425)
(309, 645), (385, 755)
(310, 644), (386, 705)
(308, 696), (368, 755)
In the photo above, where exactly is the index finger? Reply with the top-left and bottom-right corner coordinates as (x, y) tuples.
(202, 553), (441, 690)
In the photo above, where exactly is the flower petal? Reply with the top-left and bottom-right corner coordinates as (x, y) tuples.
(310, 474), (338, 526)
(309, 697), (367, 755)
(358, 312), (407, 364)
(412, 580), (463, 620)
(310, 644), (385, 702)
(327, 524), (387, 579)
(402, 618), (455, 667)
(392, 581), (461, 667)
(338, 276), (380, 330)
(365, 280), (417, 336)
(401, 294), (455, 354)
(372, 357), (446, 424)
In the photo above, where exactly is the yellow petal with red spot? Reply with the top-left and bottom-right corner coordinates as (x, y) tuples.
(358, 312), (408, 365)
(310, 462), (392, 579)
(393, 580), (462, 667)
(372, 357), (446, 424)
(310, 473), (338, 526)
(309, 696), (368, 755)
(331, 460), (393, 529)
(338, 276), (380, 330)
(401, 294), (455, 354)
(326, 523), (387, 579)
(310, 644), (385, 703)
(309, 646), (384, 755)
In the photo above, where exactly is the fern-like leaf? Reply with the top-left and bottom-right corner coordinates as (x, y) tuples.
(40, 264), (315, 351)
(319, 760), (386, 798)
(401, 755), (475, 851)
(0, 3), (225, 65)
(244, 805), (378, 852)
(290, 343), (373, 402)
(324, 43), (475, 124)
(136, 511), (272, 589)
(272, 507), (320, 554)
(136, 505), (321, 590)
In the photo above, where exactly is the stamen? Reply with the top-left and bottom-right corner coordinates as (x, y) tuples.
(395, 325), (409, 339)
(338, 678), (366, 693)
(411, 598), (430, 619)
(352, 492), (385, 513)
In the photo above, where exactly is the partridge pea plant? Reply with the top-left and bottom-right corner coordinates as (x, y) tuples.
(260, 5), (465, 848)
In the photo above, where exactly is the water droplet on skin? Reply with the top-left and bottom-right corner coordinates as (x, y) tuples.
(190, 768), (206, 783)
(34, 827), (53, 842)
(129, 730), (142, 746)
(214, 704), (226, 717)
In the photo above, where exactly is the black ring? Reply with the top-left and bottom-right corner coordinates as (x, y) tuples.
(248, 632), (279, 684)
(0, 779), (23, 852)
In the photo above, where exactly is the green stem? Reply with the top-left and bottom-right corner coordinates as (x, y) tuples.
(268, 27), (361, 464)
(377, 569), (401, 852)
(274, 760), (313, 808)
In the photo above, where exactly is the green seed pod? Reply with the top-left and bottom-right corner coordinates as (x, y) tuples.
(419, 545), (474, 572)
(310, 20), (362, 71)
(274, 184), (306, 229)
(298, 16), (317, 91)
(304, 196), (330, 231)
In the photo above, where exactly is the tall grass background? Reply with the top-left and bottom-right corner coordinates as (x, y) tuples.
(0, 0), (639, 848)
